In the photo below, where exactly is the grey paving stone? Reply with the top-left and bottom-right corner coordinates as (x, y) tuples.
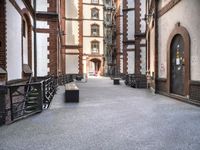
(0, 77), (200, 150)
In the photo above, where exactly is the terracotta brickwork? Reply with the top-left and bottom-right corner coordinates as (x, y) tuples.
(78, 0), (83, 75)
(60, 0), (66, 74)
(134, 0), (142, 74)
(47, 0), (59, 76)
(122, 0), (128, 74)
(115, 0), (121, 74)
(0, 0), (7, 81)
(47, 0), (57, 12)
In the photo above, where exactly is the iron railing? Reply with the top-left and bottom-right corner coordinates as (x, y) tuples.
(0, 74), (82, 125)
(8, 82), (43, 121)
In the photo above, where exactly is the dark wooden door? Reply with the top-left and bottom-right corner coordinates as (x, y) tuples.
(170, 34), (185, 96)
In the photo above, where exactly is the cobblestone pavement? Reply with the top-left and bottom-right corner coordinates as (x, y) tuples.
(1, 77), (200, 150)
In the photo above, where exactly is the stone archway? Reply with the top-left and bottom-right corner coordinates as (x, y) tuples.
(167, 23), (190, 96)
(87, 57), (104, 76)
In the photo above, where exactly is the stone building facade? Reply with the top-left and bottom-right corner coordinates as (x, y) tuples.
(115, 0), (146, 76)
(0, 0), (61, 83)
(63, 0), (104, 76)
(0, 0), (61, 125)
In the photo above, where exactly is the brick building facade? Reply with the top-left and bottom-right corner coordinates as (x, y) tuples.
(146, 0), (200, 103)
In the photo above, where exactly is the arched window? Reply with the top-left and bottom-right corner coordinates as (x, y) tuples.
(91, 40), (99, 54)
(91, 8), (99, 19)
(91, 24), (99, 36)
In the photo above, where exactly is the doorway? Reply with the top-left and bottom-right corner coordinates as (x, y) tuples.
(170, 34), (184, 95)
(89, 58), (101, 76)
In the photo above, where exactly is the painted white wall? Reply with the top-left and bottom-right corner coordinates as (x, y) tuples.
(120, 57), (123, 73)
(158, 0), (200, 80)
(158, 0), (171, 10)
(127, 51), (135, 74)
(83, 56), (87, 74)
(140, 47), (146, 75)
(32, 31), (35, 74)
(65, 21), (79, 45)
(140, 0), (146, 33)
(23, 19), (28, 64)
(36, 0), (49, 12)
(15, 0), (25, 10)
(127, 45), (135, 49)
(65, 55), (79, 74)
(150, 27), (155, 77)
(36, 21), (49, 29)
(128, 0), (135, 8)
(66, 0), (79, 18)
(65, 49), (79, 53)
(127, 11), (135, 40)
(6, 1), (22, 80)
(37, 33), (49, 76)
(83, 21), (103, 36)
(83, 0), (103, 5)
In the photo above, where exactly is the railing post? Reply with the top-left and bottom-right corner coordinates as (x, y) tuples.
(0, 85), (7, 125)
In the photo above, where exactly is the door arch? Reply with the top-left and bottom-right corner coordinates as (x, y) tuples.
(89, 58), (101, 76)
(167, 23), (190, 96)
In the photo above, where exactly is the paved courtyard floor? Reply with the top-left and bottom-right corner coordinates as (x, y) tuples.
(1, 77), (200, 150)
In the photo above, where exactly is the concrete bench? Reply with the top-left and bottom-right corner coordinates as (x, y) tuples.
(65, 83), (79, 102)
(113, 78), (120, 85)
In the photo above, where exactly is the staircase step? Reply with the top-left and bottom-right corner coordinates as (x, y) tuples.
(25, 105), (39, 111)
(28, 97), (38, 101)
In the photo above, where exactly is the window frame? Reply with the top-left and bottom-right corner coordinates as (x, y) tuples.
(91, 40), (100, 54)
(91, 7), (99, 19)
(91, 24), (100, 36)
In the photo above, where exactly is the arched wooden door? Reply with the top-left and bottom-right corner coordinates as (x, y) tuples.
(170, 34), (185, 95)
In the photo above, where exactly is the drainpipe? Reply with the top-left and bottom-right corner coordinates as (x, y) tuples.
(33, 0), (37, 81)
(154, 0), (158, 93)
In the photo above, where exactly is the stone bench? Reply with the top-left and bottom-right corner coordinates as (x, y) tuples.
(113, 78), (120, 85)
(65, 83), (79, 102)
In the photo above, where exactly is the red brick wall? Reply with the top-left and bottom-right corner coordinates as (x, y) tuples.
(47, 0), (58, 76)
(0, 0), (7, 81)
(116, 0), (121, 74)
(123, 0), (128, 74)
(78, 0), (83, 75)
(134, 0), (142, 74)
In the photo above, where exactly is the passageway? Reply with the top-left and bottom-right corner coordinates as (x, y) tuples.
(1, 77), (200, 150)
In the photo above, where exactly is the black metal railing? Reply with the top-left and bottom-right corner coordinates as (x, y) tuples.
(42, 76), (57, 109)
(8, 82), (43, 121)
(125, 74), (147, 88)
(0, 85), (7, 125)
(0, 74), (83, 125)
(57, 74), (74, 85)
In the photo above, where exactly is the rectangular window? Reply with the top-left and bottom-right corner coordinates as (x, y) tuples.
(91, 8), (99, 19)
(91, 42), (99, 53)
(91, 25), (99, 36)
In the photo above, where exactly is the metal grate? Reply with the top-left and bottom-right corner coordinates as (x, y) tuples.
(190, 83), (200, 101)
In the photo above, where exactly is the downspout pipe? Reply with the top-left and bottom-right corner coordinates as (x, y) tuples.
(154, 0), (158, 93)
(33, 0), (37, 81)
